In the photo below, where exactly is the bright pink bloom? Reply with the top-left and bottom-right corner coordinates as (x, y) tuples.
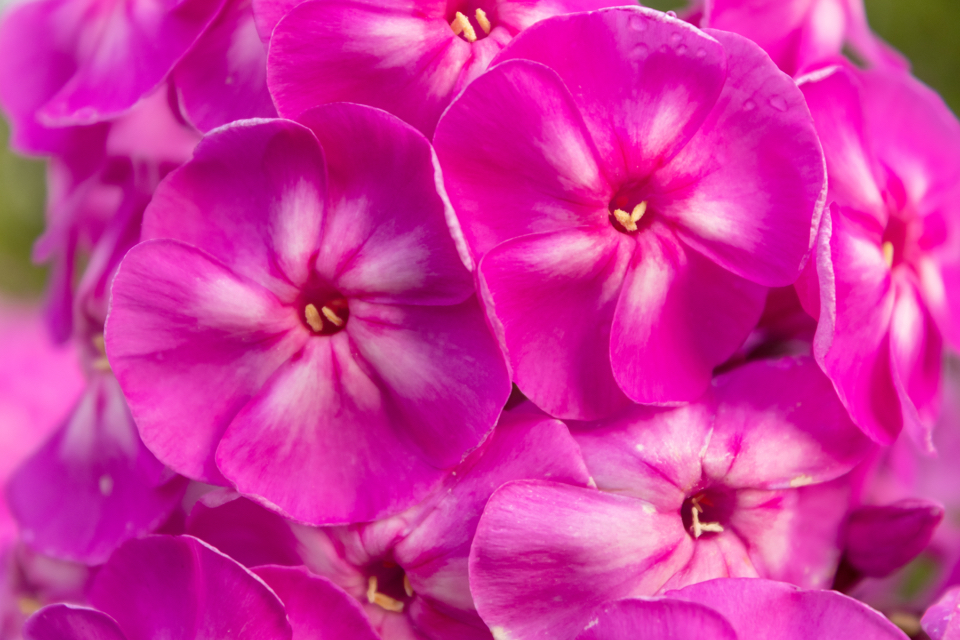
(262, 0), (619, 137)
(798, 65), (960, 449)
(105, 108), (511, 525)
(434, 7), (825, 419)
(699, 0), (907, 76)
(923, 586), (960, 640)
(576, 579), (908, 639)
(0, 0), (221, 153)
(23, 559), (381, 640)
(173, 0), (277, 133)
(288, 404), (591, 639)
(469, 357), (871, 640)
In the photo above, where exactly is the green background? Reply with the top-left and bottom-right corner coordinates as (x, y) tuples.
(0, 0), (957, 299)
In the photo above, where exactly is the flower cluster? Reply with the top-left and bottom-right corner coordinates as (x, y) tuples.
(0, 0), (959, 638)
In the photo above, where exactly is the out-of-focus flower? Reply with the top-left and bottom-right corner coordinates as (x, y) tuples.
(105, 107), (511, 525)
(173, 0), (277, 133)
(435, 7), (825, 420)
(697, 0), (907, 76)
(469, 357), (870, 640)
(922, 586), (960, 640)
(798, 64), (960, 449)
(262, 0), (619, 137)
(21, 535), (380, 640)
(0, 0), (221, 154)
(575, 579), (908, 639)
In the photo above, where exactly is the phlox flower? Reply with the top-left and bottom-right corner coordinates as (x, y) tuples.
(0, 0), (221, 153)
(22, 535), (380, 640)
(922, 586), (960, 640)
(698, 0), (907, 76)
(798, 64), (960, 448)
(576, 579), (908, 640)
(468, 357), (871, 640)
(435, 7), (826, 419)
(105, 106), (511, 525)
(262, 0), (620, 137)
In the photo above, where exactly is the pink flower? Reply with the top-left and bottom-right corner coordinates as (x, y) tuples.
(699, 0), (907, 76)
(577, 579), (908, 639)
(262, 0), (619, 137)
(798, 64), (960, 448)
(468, 357), (871, 640)
(435, 7), (826, 419)
(105, 107), (511, 525)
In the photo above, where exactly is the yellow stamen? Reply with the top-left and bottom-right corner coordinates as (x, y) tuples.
(321, 305), (344, 327)
(404, 574), (414, 597)
(689, 494), (724, 539)
(451, 12), (477, 42)
(613, 201), (647, 232)
(304, 304), (324, 332)
(366, 575), (405, 612)
(882, 241), (894, 268)
(475, 8), (491, 34)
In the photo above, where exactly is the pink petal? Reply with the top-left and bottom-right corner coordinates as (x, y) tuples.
(574, 598), (738, 640)
(434, 59), (610, 259)
(142, 118), (327, 300)
(105, 239), (306, 483)
(24, 605), (126, 640)
(652, 29), (826, 286)
(611, 222), (767, 403)
(844, 499), (945, 578)
(299, 104), (475, 306)
(90, 536), (291, 640)
(254, 566), (380, 640)
(478, 227), (634, 420)
(266, 0), (467, 137)
(215, 335), (458, 524)
(470, 480), (689, 640)
(922, 586), (960, 640)
(173, 0), (277, 133)
(495, 7), (728, 185)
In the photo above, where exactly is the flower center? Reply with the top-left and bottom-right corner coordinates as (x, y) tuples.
(303, 295), (350, 336)
(365, 560), (414, 613)
(447, 3), (494, 42)
(608, 182), (651, 234)
(680, 490), (732, 539)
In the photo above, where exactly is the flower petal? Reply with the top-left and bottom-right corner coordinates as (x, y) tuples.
(574, 598), (738, 640)
(24, 605), (126, 640)
(844, 499), (945, 579)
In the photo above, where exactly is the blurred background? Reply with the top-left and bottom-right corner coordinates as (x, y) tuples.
(0, 0), (957, 301)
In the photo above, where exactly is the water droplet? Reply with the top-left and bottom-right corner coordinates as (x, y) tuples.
(670, 32), (682, 45)
(631, 43), (650, 58)
(629, 14), (647, 31)
(666, 10), (677, 18)
(676, 44), (688, 55)
(743, 100), (756, 112)
(769, 95), (787, 111)
(696, 48), (708, 58)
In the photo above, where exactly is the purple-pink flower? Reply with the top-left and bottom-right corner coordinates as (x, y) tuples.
(105, 107), (511, 525)
(468, 357), (870, 640)
(434, 7), (826, 419)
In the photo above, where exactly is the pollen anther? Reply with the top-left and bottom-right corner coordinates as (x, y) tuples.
(882, 241), (894, 268)
(366, 575), (405, 612)
(689, 493), (724, 539)
(451, 11), (477, 42)
(304, 303), (324, 332)
(476, 8), (491, 34)
(403, 574), (414, 597)
(321, 305), (344, 327)
(613, 201), (647, 232)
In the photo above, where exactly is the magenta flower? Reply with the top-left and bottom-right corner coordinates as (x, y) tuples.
(0, 0), (221, 153)
(700, 0), (907, 76)
(576, 579), (908, 639)
(922, 586), (960, 640)
(469, 357), (871, 640)
(173, 0), (277, 133)
(798, 64), (960, 448)
(21, 535), (381, 640)
(262, 0), (619, 137)
(105, 107), (511, 525)
(434, 7), (826, 419)
(286, 404), (590, 639)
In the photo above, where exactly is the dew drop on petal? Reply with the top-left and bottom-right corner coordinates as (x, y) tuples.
(770, 95), (788, 111)
(666, 10), (677, 17)
(744, 99), (756, 112)
(629, 14), (647, 31)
